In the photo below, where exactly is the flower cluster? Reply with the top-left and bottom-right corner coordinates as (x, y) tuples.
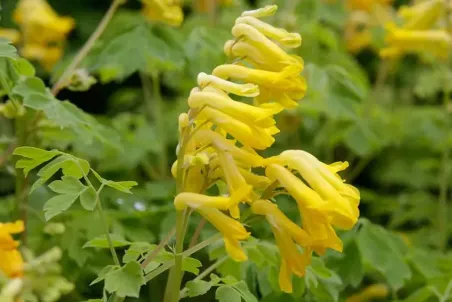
(173, 5), (360, 292)
(344, 0), (393, 53)
(0, 221), (24, 278)
(380, 0), (450, 59)
(2, 0), (75, 70)
(141, 0), (184, 27)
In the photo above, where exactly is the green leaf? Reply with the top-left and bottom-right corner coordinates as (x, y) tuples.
(37, 155), (90, 180)
(83, 234), (131, 249)
(0, 38), (18, 59)
(183, 257), (202, 275)
(185, 280), (213, 297)
(13, 77), (121, 149)
(357, 221), (412, 289)
(90, 265), (119, 286)
(402, 286), (434, 302)
(14, 147), (60, 177)
(105, 180), (138, 194)
(336, 241), (364, 287)
(44, 193), (80, 221)
(216, 286), (241, 302)
(12, 58), (35, 77)
(80, 187), (97, 211)
(94, 24), (184, 82)
(123, 242), (153, 263)
(104, 261), (144, 298)
(48, 176), (86, 194)
(230, 281), (258, 302)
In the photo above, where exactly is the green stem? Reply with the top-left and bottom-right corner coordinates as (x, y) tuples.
(78, 164), (120, 266)
(164, 210), (187, 302)
(96, 197), (120, 266)
(51, 0), (125, 95)
(141, 227), (176, 269)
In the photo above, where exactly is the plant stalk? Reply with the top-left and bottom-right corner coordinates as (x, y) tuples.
(51, 0), (124, 95)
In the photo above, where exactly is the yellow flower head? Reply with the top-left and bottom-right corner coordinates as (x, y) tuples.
(142, 0), (184, 27)
(0, 221), (24, 278)
(171, 6), (360, 294)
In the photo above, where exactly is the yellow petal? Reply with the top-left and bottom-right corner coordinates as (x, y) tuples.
(241, 5), (277, 18)
(197, 107), (277, 150)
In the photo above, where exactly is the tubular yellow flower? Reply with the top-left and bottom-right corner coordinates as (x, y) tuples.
(252, 200), (312, 293)
(188, 88), (282, 127)
(0, 29), (21, 44)
(265, 163), (344, 253)
(398, 0), (443, 30)
(0, 221), (24, 278)
(141, 0), (184, 27)
(196, 107), (278, 150)
(199, 132), (264, 167)
(380, 26), (452, 58)
(212, 64), (306, 108)
(267, 150), (360, 229)
(197, 207), (250, 261)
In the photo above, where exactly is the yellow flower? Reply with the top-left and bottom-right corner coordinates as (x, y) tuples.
(252, 199), (312, 293)
(398, 0), (443, 30)
(198, 207), (250, 261)
(174, 187), (251, 261)
(189, 87), (282, 127)
(346, 284), (389, 302)
(212, 64), (306, 108)
(263, 150), (360, 254)
(0, 221), (24, 278)
(192, 129), (264, 167)
(142, 0), (184, 27)
(0, 29), (21, 44)
(266, 150), (360, 229)
(380, 26), (452, 59)
(197, 106), (278, 150)
(345, 12), (373, 53)
(13, 0), (74, 70)
(13, 0), (74, 44)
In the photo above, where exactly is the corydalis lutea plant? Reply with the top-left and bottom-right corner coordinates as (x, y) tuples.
(170, 4), (360, 297)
